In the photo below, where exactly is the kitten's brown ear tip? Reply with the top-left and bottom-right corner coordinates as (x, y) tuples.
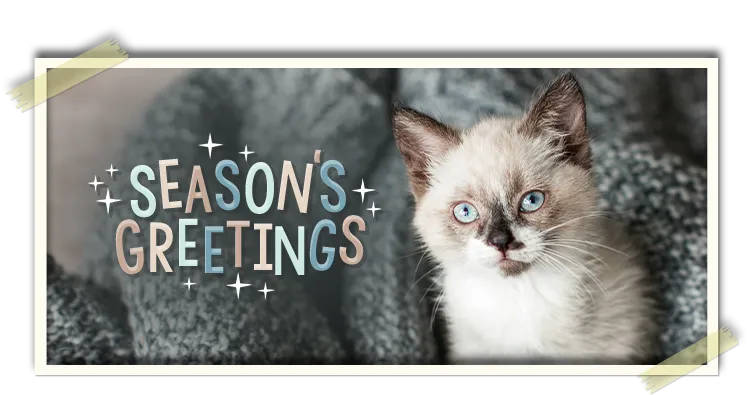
(557, 71), (579, 83)
(392, 106), (423, 124)
(392, 106), (406, 118)
(392, 106), (411, 115)
(392, 106), (413, 130)
(551, 71), (585, 98)
(391, 106), (448, 139)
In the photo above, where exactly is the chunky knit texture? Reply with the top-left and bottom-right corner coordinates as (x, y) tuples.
(47, 68), (707, 364)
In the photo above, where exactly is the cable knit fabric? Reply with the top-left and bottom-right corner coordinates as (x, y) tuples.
(46, 68), (707, 365)
(46, 255), (135, 364)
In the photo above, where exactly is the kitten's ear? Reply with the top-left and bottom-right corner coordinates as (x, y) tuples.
(520, 72), (592, 169)
(392, 107), (461, 200)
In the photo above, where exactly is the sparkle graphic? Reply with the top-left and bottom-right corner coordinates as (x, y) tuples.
(353, 180), (375, 203)
(88, 175), (104, 193)
(227, 273), (251, 299)
(258, 283), (275, 300)
(97, 189), (122, 214)
(183, 278), (196, 291)
(199, 133), (222, 158)
(239, 145), (254, 162)
(105, 164), (119, 179)
(367, 201), (381, 218)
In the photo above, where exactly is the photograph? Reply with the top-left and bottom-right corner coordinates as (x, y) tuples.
(39, 62), (714, 372)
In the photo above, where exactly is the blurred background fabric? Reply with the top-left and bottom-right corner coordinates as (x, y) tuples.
(47, 68), (708, 364)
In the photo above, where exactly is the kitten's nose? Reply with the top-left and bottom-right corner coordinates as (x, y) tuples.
(488, 230), (524, 253)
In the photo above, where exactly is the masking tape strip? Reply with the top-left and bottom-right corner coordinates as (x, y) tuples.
(6, 39), (128, 112)
(639, 326), (738, 393)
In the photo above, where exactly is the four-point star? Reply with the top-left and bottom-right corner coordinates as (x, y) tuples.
(200, 133), (223, 158)
(88, 175), (104, 193)
(227, 273), (251, 299)
(258, 283), (275, 300)
(97, 189), (122, 214)
(239, 145), (254, 162)
(105, 164), (119, 179)
(353, 180), (375, 203)
(183, 278), (196, 291)
(367, 201), (381, 218)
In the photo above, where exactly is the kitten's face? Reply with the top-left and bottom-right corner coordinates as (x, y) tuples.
(394, 73), (599, 277)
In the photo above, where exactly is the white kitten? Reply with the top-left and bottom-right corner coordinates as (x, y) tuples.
(392, 73), (660, 364)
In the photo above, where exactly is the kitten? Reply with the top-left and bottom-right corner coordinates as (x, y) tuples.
(392, 73), (661, 365)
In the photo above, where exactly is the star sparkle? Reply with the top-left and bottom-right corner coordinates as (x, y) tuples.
(88, 175), (104, 193)
(227, 273), (251, 299)
(258, 283), (275, 300)
(367, 201), (381, 218)
(199, 133), (223, 158)
(353, 180), (375, 203)
(239, 145), (254, 162)
(97, 189), (122, 214)
(183, 278), (196, 291)
(105, 164), (119, 180)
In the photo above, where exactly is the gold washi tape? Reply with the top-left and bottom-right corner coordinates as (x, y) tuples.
(6, 39), (128, 112)
(639, 326), (738, 393)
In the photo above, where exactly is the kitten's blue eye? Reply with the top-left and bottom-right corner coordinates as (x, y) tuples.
(453, 202), (479, 223)
(520, 191), (545, 213)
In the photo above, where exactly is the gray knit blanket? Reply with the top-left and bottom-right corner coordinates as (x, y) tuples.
(47, 68), (708, 365)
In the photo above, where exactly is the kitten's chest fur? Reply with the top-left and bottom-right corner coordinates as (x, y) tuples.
(442, 266), (584, 362)
(438, 245), (658, 364)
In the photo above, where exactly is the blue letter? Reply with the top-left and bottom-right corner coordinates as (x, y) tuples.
(130, 165), (156, 218)
(178, 219), (198, 267)
(204, 226), (224, 274)
(275, 226), (305, 275)
(310, 220), (336, 271)
(320, 160), (346, 213)
(246, 162), (274, 214)
(215, 159), (240, 211)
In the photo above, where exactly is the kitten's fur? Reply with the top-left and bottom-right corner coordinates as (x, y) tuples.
(392, 73), (660, 364)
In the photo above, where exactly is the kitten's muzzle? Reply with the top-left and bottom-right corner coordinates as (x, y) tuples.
(487, 229), (525, 253)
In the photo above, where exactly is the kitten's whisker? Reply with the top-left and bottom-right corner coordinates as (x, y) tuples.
(396, 251), (429, 260)
(430, 290), (445, 333)
(396, 247), (429, 260)
(539, 252), (584, 284)
(539, 254), (595, 306)
(559, 253), (608, 296)
(544, 247), (601, 278)
(412, 250), (429, 283)
(544, 249), (608, 297)
(419, 274), (443, 305)
(538, 212), (614, 236)
(542, 242), (609, 269)
(406, 264), (441, 297)
(550, 238), (630, 258)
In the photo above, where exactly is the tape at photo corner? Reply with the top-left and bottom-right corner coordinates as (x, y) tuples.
(6, 39), (129, 113)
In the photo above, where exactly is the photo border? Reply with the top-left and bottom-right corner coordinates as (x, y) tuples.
(34, 57), (719, 376)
